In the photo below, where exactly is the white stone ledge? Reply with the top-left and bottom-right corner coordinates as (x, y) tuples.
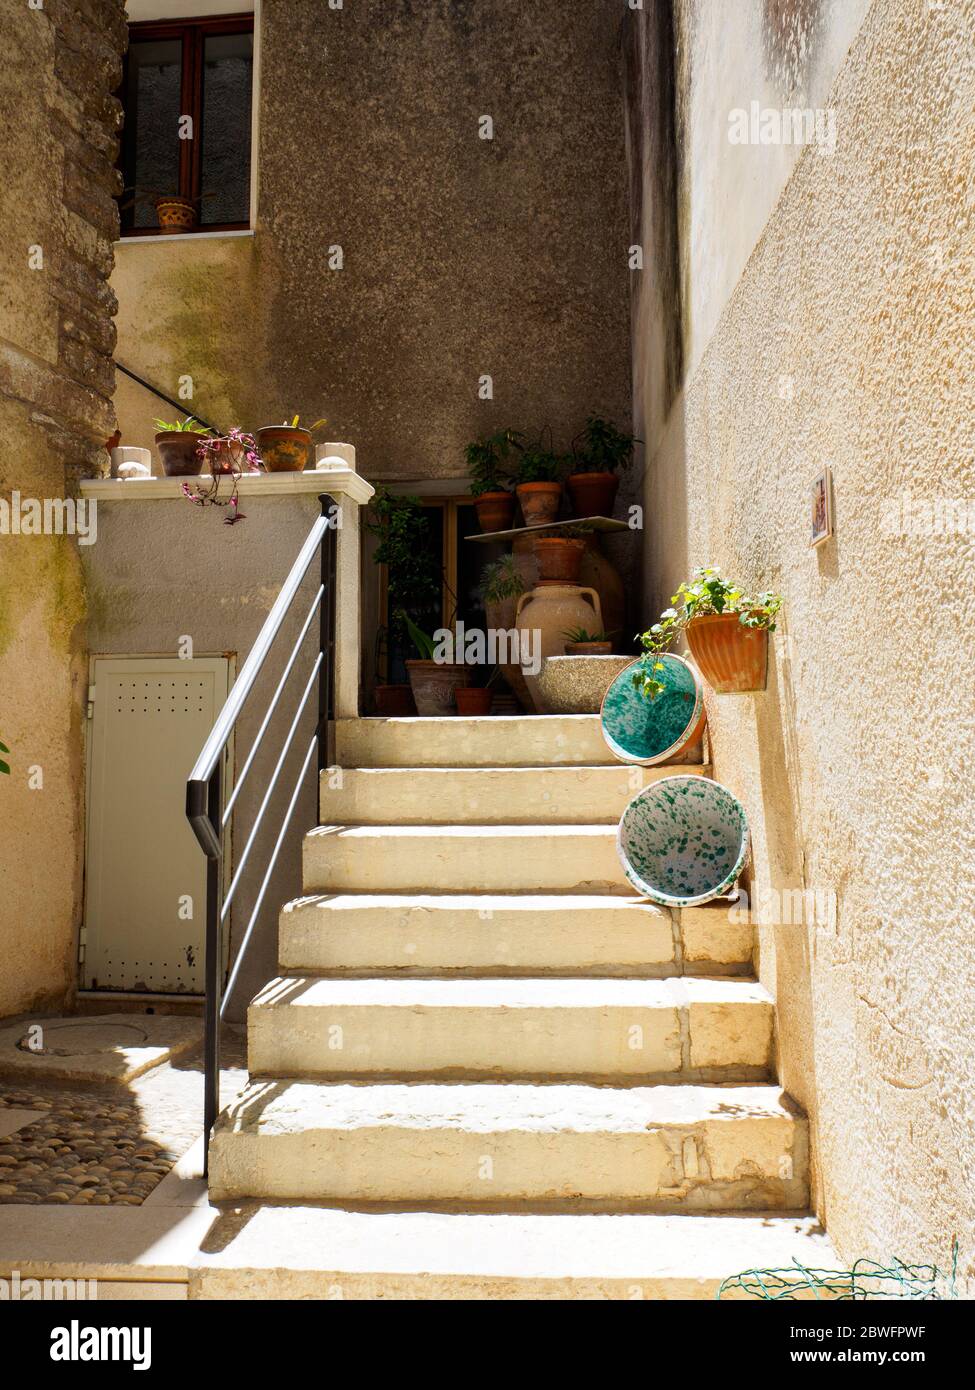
(79, 467), (374, 507)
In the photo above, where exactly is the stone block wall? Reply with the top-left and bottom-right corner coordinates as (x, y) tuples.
(0, 0), (126, 1015)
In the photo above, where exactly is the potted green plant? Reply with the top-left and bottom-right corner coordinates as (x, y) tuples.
(568, 416), (639, 517)
(634, 566), (782, 696)
(402, 614), (470, 716)
(480, 556), (532, 710)
(466, 429), (521, 532)
(561, 626), (612, 655)
(515, 436), (564, 527)
(257, 415), (327, 473)
(365, 490), (443, 715)
(153, 416), (213, 477)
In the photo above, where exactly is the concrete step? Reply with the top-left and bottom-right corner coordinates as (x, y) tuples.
(303, 824), (629, 894)
(248, 977), (773, 1081)
(279, 894), (753, 977)
(190, 1207), (836, 1299)
(208, 1080), (808, 1210)
(336, 715), (618, 768)
(319, 763), (710, 825)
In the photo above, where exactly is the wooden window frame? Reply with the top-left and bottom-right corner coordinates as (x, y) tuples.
(120, 13), (255, 238)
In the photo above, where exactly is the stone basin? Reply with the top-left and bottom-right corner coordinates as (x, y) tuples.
(536, 655), (633, 714)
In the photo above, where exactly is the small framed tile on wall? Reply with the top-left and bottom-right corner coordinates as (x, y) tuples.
(809, 466), (834, 547)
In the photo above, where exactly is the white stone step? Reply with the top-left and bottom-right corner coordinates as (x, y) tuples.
(190, 1208), (836, 1299)
(336, 715), (615, 768)
(336, 714), (705, 769)
(319, 763), (709, 825)
(208, 1080), (808, 1209)
(303, 823), (629, 893)
(279, 894), (752, 977)
(248, 977), (773, 1081)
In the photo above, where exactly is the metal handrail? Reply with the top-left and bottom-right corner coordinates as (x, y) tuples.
(186, 493), (339, 1173)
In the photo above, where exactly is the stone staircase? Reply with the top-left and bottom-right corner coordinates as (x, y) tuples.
(205, 714), (832, 1298)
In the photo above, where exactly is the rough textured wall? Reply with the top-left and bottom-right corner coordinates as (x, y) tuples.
(112, 0), (630, 478)
(83, 492), (326, 1021)
(671, 0), (871, 377)
(0, 0), (125, 1016)
(627, 0), (975, 1269)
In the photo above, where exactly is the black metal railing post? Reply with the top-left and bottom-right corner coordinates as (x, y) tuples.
(187, 498), (340, 1175)
(318, 494), (338, 771)
(202, 764), (222, 1176)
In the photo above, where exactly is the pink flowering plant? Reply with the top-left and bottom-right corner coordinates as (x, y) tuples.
(181, 427), (263, 525)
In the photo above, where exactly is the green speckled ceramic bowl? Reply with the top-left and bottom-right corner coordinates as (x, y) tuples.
(617, 774), (749, 906)
(600, 655), (706, 765)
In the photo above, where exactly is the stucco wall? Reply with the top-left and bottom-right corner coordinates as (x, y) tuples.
(113, 0), (630, 481)
(627, 0), (975, 1269)
(83, 491), (329, 1020)
(0, 0), (125, 1017)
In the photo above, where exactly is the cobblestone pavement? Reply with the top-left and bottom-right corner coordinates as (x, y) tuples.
(0, 1028), (246, 1206)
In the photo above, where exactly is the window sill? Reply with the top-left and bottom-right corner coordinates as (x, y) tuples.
(115, 229), (255, 247)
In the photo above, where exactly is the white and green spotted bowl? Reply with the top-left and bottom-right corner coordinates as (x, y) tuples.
(617, 774), (749, 906)
(600, 654), (706, 766)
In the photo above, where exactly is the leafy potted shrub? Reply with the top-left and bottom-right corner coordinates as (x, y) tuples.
(635, 566), (782, 696)
(365, 490), (443, 715)
(562, 626), (612, 655)
(466, 430), (521, 532)
(568, 416), (639, 518)
(515, 437), (564, 527)
(402, 614), (469, 716)
(257, 415), (327, 473)
(153, 416), (212, 477)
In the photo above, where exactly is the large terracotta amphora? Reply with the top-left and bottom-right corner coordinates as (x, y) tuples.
(514, 584), (602, 712)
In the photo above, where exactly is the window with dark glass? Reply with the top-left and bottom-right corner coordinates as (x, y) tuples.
(118, 15), (254, 236)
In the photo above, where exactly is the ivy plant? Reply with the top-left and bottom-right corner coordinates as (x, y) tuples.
(634, 566), (782, 699)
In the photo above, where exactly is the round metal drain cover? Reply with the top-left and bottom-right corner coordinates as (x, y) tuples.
(17, 1021), (150, 1057)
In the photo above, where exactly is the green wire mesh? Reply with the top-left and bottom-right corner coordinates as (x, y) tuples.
(716, 1241), (959, 1301)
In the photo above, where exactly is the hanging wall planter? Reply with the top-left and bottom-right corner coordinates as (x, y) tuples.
(633, 566), (781, 700)
(617, 775), (749, 907)
(684, 613), (769, 693)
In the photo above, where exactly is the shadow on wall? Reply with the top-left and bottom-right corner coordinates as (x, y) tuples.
(752, 634), (824, 1208)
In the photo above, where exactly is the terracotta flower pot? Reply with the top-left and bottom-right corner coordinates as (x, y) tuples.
(154, 431), (207, 477)
(532, 536), (585, 584)
(155, 196), (197, 232)
(565, 640), (612, 655)
(257, 426), (313, 473)
(684, 613), (769, 692)
(374, 684), (416, 716)
(568, 471), (619, 518)
(455, 686), (493, 715)
(405, 660), (469, 716)
(474, 491), (515, 533)
(516, 481), (562, 527)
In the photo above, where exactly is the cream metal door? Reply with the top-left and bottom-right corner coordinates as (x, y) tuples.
(82, 656), (231, 994)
